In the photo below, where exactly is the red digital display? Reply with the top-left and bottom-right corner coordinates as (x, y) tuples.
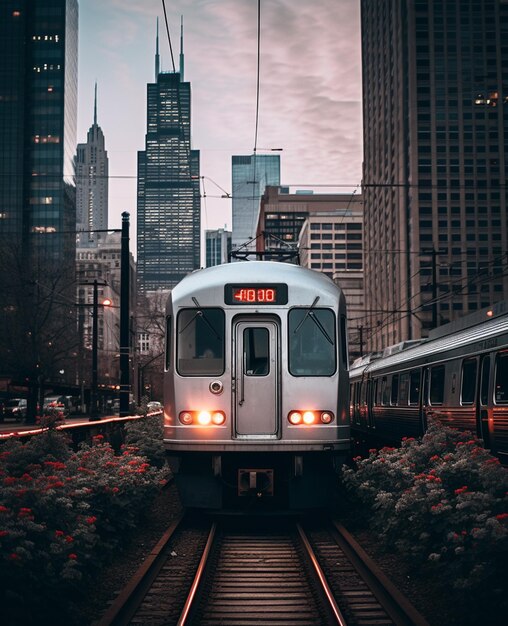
(225, 283), (288, 305)
(232, 288), (276, 303)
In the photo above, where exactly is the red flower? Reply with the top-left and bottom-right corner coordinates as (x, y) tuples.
(0, 530), (10, 537)
(86, 516), (97, 525)
(44, 461), (66, 470)
(68, 553), (77, 560)
(430, 455), (439, 462)
(368, 448), (377, 454)
(454, 486), (468, 495)
(21, 473), (33, 482)
(9, 553), (20, 561)
(0, 505), (10, 513)
(112, 487), (119, 493)
(93, 434), (104, 441)
(495, 513), (508, 521)
(3, 477), (17, 485)
(55, 530), (64, 537)
(18, 508), (33, 518)
(65, 535), (74, 543)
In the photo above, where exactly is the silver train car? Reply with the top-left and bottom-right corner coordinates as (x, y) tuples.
(350, 301), (508, 464)
(163, 261), (350, 509)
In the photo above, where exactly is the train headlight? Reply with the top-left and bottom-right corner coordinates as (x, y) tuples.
(321, 412), (334, 424)
(212, 411), (226, 425)
(288, 411), (302, 425)
(197, 411), (212, 426)
(179, 412), (193, 425)
(288, 410), (335, 426)
(303, 411), (316, 425)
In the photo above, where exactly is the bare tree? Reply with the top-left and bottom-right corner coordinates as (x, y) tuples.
(0, 244), (79, 423)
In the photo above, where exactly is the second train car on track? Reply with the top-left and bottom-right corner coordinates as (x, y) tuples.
(163, 261), (350, 510)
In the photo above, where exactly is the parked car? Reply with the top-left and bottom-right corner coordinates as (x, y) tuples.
(43, 396), (69, 419)
(147, 401), (163, 413)
(3, 398), (27, 422)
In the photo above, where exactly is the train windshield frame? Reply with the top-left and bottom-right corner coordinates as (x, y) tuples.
(288, 307), (337, 376)
(177, 307), (225, 376)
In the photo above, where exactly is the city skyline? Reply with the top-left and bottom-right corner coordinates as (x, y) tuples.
(76, 0), (363, 251)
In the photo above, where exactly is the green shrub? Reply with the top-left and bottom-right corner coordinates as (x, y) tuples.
(0, 429), (165, 623)
(123, 414), (167, 468)
(342, 420), (508, 596)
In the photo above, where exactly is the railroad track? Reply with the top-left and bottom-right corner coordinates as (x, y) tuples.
(97, 515), (429, 626)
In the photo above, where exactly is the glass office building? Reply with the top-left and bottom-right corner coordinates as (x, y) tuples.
(0, 0), (78, 262)
(231, 154), (280, 254)
(137, 34), (200, 292)
(361, 0), (508, 350)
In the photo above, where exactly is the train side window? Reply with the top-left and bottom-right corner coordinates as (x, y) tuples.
(429, 365), (445, 405)
(244, 328), (269, 376)
(289, 308), (336, 376)
(177, 308), (225, 376)
(399, 373), (409, 405)
(164, 315), (171, 371)
(391, 374), (399, 405)
(460, 359), (477, 405)
(494, 352), (508, 404)
(409, 370), (420, 405)
(340, 315), (348, 369)
(480, 356), (490, 406)
(381, 376), (390, 406)
(373, 379), (379, 405)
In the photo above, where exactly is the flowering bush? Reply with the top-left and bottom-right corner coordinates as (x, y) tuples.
(0, 428), (165, 622)
(123, 414), (167, 468)
(342, 420), (508, 598)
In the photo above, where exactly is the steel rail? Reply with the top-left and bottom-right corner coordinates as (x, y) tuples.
(296, 523), (348, 626)
(331, 520), (430, 626)
(176, 522), (217, 626)
(96, 508), (184, 626)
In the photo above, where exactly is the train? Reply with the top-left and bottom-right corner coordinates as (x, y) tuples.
(162, 261), (350, 510)
(349, 300), (508, 464)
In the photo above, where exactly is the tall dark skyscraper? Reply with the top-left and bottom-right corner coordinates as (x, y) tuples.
(137, 20), (200, 292)
(0, 0), (78, 262)
(361, 0), (508, 350)
(76, 84), (109, 247)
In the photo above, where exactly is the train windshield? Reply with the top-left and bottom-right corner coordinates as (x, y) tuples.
(288, 308), (336, 376)
(177, 308), (225, 376)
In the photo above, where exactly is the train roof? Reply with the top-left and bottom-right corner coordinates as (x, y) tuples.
(364, 311), (508, 374)
(170, 261), (343, 306)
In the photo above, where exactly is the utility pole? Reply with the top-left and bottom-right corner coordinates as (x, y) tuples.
(119, 212), (131, 417)
(90, 280), (99, 421)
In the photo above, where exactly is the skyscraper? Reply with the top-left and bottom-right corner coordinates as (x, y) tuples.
(0, 0), (78, 262)
(206, 227), (231, 266)
(231, 154), (280, 254)
(76, 84), (109, 247)
(361, 0), (508, 351)
(137, 20), (200, 292)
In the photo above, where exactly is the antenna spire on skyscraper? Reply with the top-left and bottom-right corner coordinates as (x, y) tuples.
(179, 15), (184, 81)
(155, 17), (160, 79)
(94, 81), (97, 125)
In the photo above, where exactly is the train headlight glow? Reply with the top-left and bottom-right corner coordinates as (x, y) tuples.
(212, 411), (226, 425)
(179, 412), (193, 425)
(288, 410), (335, 426)
(303, 411), (316, 425)
(197, 411), (212, 426)
(288, 411), (302, 425)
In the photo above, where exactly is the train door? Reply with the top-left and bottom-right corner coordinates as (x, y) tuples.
(233, 319), (279, 437)
(477, 354), (491, 448)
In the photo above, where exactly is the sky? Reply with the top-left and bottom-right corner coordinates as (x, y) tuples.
(76, 0), (363, 253)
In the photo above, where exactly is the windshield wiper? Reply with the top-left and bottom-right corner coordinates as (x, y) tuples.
(293, 295), (334, 345)
(179, 297), (222, 340)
